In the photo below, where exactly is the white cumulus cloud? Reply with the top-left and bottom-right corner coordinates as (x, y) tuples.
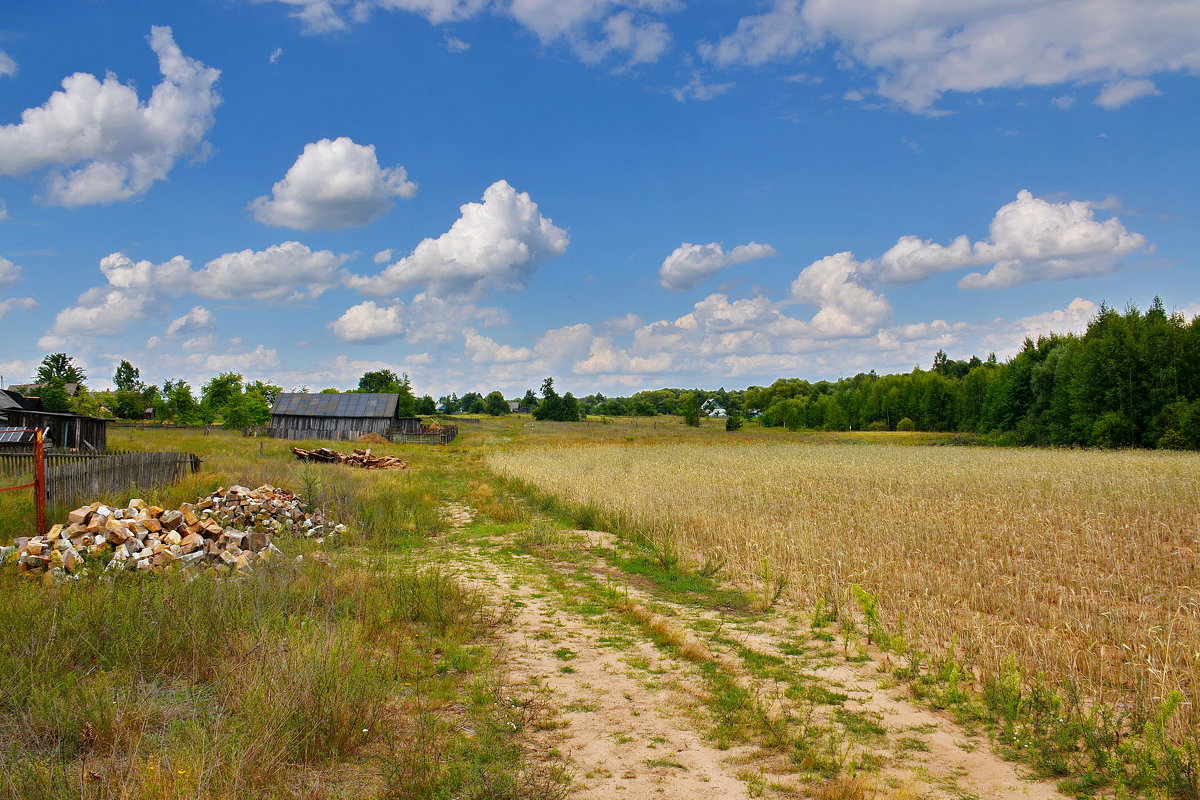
(842, 191), (1147, 289)
(347, 179), (568, 298)
(464, 330), (535, 363)
(790, 253), (893, 337)
(165, 305), (217, 336)
(330, 293), (508, 342)
(40, 253), (193, 346)
(188, 242), (350, 302)
(0, 256), (21, 286)
(702, 0), (1200, 112)
(250, 137), (417, 230)
(659, 240), (776, 290)
(0, 297), (37, 320)
(0, 27), (220, 205)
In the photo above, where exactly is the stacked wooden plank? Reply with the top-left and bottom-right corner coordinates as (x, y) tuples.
(291, 446), (408, 470)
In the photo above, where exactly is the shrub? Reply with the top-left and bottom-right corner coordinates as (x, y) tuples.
(895, 417), (916, 432)
(866, 420), (888, 432)
(1092, 411), (1136, 449)
(725, 414), (743, 432)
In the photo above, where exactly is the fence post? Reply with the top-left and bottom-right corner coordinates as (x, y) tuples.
(33, 428), (46, 534)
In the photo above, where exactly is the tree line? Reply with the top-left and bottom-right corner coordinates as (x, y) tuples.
(17, 299), (1199, 447)
(749, 299), (1200, 448)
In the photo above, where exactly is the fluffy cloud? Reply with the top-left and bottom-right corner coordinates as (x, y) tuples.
(1095, 79), (1161, 109)
(191, 344), (281, 374)
(790, 253), (892, 336)
(0, 256), (20, 286)
(347, 180), (568, 298)
(249, 137), (417, 230)
(702, 0), (1200, 111)
(959, 192), (1146, 288)
(42, 243), (345, 347)
(0, 27), (220, 205)
(165, 305), (217, 336)
(837, 191), (1146, 289)
(0, 297), (37, 320)
(659, 240), (776, 290)
(188, 242), (349, 302)
(330, 293), (508, 342)
(464, 330), (534, 363)
(0, 51), (15, 78)
(39, 253), (193, 346)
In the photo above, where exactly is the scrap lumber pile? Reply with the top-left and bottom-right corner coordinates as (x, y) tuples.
(2, 484), (344, 582)
(292, 446), (408, 470)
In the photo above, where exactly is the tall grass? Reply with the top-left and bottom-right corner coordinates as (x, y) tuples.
(0, 428), (546, 799)
(487, 442), (1200, 747)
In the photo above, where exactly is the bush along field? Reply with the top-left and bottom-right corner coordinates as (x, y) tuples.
(3, 418), (1198, 799)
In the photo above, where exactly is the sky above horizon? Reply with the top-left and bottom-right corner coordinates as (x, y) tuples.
(1, 0), (1197, 398)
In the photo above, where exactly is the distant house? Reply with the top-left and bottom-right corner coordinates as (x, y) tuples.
(508, 400), (523, 413)
(0, 389), (109, 451)
(8, 382), (81, 398)
(700, 398), (727, 418)
(268, 392), (417, 442)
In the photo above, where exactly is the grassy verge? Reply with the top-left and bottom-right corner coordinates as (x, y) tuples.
(0, 428), (565, 800)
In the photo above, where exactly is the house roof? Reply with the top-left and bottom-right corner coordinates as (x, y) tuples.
(271, 392), (399, 419)
(0, 390), (25, 411)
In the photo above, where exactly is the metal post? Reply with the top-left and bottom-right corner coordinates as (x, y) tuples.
(33, 428), (46, 534)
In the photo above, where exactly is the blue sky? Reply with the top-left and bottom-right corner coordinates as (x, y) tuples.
(1, 0), (1197, 398)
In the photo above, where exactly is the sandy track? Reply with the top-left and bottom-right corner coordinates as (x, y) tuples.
(452, 525), (1069, 800)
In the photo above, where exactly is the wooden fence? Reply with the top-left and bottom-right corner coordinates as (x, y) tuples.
(391, 426), (459, 444)
(44, 452), (201, 508)
(0, 451), (126, 477)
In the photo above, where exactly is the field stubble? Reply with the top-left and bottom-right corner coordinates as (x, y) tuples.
(487, 442), (1200, 740)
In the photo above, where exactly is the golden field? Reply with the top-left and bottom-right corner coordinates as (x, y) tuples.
(487, 439), (1200, 737)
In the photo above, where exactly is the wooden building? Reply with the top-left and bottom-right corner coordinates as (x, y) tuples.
(0, 390), (109, 451)
(268, 393), (403, 442)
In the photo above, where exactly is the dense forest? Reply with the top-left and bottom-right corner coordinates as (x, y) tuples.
(580, 300), (1200, 449)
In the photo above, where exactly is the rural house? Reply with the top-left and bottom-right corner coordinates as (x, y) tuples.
(701, 398), (728, 418)
(268, 392), (421, 442)
(0, 389), (109, 451)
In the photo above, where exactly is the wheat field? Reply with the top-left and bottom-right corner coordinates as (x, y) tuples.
(488, 440), (1200, 736)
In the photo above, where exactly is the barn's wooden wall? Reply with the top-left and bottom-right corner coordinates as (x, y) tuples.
(268, 414), (393, 442)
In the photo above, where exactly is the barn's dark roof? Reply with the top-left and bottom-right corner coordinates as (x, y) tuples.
(271, 392), (399, 419)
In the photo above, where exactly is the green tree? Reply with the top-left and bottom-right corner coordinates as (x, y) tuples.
(358, 369), (403, 394)
(201, 372), (244, 416)
(521, 389), (538, 412)
(113, 360), (141, 392)
(38, 383), (72, 412)
(221, 393), (271, 429)
(415, 395), (437, 415)
(532, 378), (580, 421)
(37, 353), (86, 386)
(680, 392), (701, 427)
(163, 380), (201, 424)
(484, 391), (509, 416)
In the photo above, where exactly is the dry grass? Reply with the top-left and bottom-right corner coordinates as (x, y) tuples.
(487, 441), (1200, 738)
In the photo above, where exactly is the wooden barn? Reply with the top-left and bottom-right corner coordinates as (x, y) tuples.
(269, 393), (409, 442)
(0, 390), (109, 451)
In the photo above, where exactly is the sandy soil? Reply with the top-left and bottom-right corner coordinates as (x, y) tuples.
(449, 520), (1069, 800)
